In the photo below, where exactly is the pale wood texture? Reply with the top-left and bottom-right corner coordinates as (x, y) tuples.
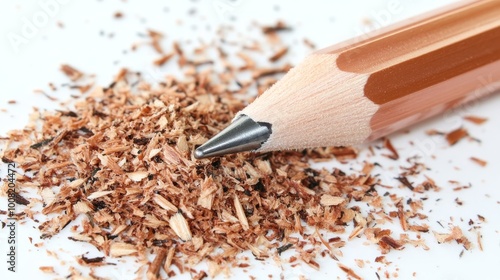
(239, 0), (500, 151)
(240, 55), (377, 152)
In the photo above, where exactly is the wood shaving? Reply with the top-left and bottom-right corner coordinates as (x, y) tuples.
(470, 157), (487, 167)
(110, 242), (138, 257)
(60, 64), (83, 81)
(153, 52), (175, 66)
(147, 248), (167, 279)
(463, 115), (487, 125)
(303, 38), (316, 49)
(433, 226), (472, 250)
(153, 193), (178, 212)
(477, 232), (483, 251)
(355, 259), (365, 268)
(77, 255), (107, 267)
(233, 194), (250, 231)
(445, 128), (469, 145)
(338, 263), (362, 280)
(252, 64), (292, 79)
(39, 266), (55, 273)
(126, 171), (149, 181)
(169, 212), (192, 241)
(269, 46), (288, 62)
(395, 176), (414, 191)
(383, 138), (399, 160)
(320, 194), (345, 206)
(163, 246), (176, 274)
(262, 21), (292, 34)
(148, 29), (165, 54)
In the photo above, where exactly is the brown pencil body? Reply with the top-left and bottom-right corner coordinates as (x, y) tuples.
(240, 0), (500, 152)
(330, 0), (500, 140)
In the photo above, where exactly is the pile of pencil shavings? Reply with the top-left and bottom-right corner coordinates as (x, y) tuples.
(0, 23), (476, 279)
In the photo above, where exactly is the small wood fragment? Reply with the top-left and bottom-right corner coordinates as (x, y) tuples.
(169, 212), (192, 241)
(14, 192), (30, 206)
(320, 194), (345, 206)
(163, 246), (176, 273)
(154, 52), (175, 66)
(262, 21), (292, 34)
(277, 243), (293, 255)
(464, 115), (487, 125)
(395, 176), (414, 191)
(470, 157), (487, 167)
(233, 194), (249, 231)
(39, 266), (55, 273)
(445, 128), (468, 145)
(147, 248), (167, 280)
(192, 270), (208, 280)
(477, 232), (483, 251)
(60, 64), (83, 81)
(126, 171), (149, 182)
(383, 138), (399, 160)
(153, 194), (178, 212)
(269, 47), (288, 62)
(338, 263), (362, 280)
(110, 242), (138, 257)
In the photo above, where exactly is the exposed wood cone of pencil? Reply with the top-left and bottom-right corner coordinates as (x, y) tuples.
(194, 0), (500, 159)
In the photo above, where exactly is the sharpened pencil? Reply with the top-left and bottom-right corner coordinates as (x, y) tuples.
(195, 0), (500, 159)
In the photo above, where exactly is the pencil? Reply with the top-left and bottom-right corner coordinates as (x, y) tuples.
(194, 0), (500, 159)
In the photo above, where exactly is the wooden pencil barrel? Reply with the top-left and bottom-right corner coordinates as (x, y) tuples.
(240, 0), (500, 151)
(326, 0), (500, 140)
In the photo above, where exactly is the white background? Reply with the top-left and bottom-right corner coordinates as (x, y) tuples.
(0, 0), (499, 279)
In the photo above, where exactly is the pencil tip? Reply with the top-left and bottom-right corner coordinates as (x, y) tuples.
(193, 148), (205, 159)
(194, 115), (272, 159)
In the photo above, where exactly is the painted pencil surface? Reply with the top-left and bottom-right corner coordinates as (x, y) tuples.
(195, 0), (500, 159)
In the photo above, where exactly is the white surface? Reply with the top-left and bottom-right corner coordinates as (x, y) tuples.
(1, 0), (499, 279)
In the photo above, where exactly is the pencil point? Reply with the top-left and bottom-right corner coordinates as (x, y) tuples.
(193, 148), (205, 159)
(194, 115), (272, 159)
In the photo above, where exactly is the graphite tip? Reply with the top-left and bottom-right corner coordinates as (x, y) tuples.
(194, 114), (272, 159)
